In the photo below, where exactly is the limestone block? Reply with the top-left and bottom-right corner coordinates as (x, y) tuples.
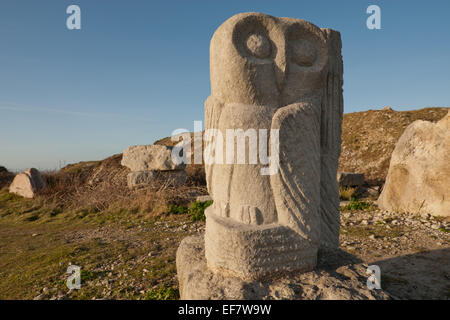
(121, 145), (185, 171)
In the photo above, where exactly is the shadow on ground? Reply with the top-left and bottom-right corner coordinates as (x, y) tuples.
(370, 247), (450, 299)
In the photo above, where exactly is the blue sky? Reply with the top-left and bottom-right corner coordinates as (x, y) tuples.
(0, 0), (449, 170)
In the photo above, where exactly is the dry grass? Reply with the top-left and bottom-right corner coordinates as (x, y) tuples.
(339, 107), (448, 185)
(34, 154), (207, 218)
(0, 167), (14, 190)
(339, 187), (356, 201)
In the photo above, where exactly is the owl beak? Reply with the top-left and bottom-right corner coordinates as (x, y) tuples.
(274, 53), (287, 92)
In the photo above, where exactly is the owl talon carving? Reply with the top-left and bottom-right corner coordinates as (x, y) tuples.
(239, 205), (263, 225)
(213, 201), (230, 218)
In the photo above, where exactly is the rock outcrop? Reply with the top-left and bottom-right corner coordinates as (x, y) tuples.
(378, 111), (450, 216)
(339, 107), (448, 185)
(9, 168), (45, 198)
(121, 145), (185, 171)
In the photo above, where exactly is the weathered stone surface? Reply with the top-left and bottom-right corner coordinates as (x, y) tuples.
(320, 28), (343, 249)
(205, 207), (318, 281)
(337, 172), (365, 187)
(196, 195), (213, 202)
(126, 170), (186, 189)
(378, 111), (450, 216)
(121, 145), (185, 171)
(177, 235), (390, 300)
(9, 168), (45, 198)
(177, 12), (344, 298)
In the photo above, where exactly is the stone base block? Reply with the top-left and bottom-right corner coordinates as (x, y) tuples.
(127, 170), (186, 189)
(176, 235), (391, 300)
(337, 172), (365, 187)
(205, 208), (317, 281)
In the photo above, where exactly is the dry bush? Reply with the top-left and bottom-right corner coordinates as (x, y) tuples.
(0, 170), (14, 189)
(37, 153), (207, 216)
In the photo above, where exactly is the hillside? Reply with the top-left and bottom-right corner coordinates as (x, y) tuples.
(339, 107), (448, 185)
(2, 107), (447, 192)
(0, 107), (449, 300)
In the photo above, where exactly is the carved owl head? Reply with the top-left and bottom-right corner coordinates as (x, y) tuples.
(210, 12), (329, 107)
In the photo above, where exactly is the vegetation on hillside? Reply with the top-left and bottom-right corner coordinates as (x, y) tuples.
(339, 107), (448, 185)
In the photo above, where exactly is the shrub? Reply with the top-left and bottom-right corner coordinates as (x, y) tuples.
(341, 198), (372, 211)
(339, 187), (356, 201)
(167, 203), (188, 215)
(188, 200), (213, 222)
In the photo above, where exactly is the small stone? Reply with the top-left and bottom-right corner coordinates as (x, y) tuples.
(9, 168), (46, 198)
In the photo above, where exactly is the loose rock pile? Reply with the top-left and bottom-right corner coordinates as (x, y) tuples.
(121, 145), (186, 189)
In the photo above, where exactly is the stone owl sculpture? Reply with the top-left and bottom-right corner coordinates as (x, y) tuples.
(203, 12), (343, 280)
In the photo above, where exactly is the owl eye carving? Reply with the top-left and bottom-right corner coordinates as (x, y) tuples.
(291, 39), (317, 67)
(245, 33), (271, 59)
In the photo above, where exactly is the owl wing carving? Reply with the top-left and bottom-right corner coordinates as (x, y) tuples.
(204, 95), (224, 196)
(270, 102), (321, 245)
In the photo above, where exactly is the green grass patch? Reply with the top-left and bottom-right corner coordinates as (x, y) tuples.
(340, 198), (373, 211)
(167, 203), (188, 215)
(144, 286), (179, 300)
(167, 200), (213, 222)
(188, 200), (212, 222)
(80, 269), (104, 282)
